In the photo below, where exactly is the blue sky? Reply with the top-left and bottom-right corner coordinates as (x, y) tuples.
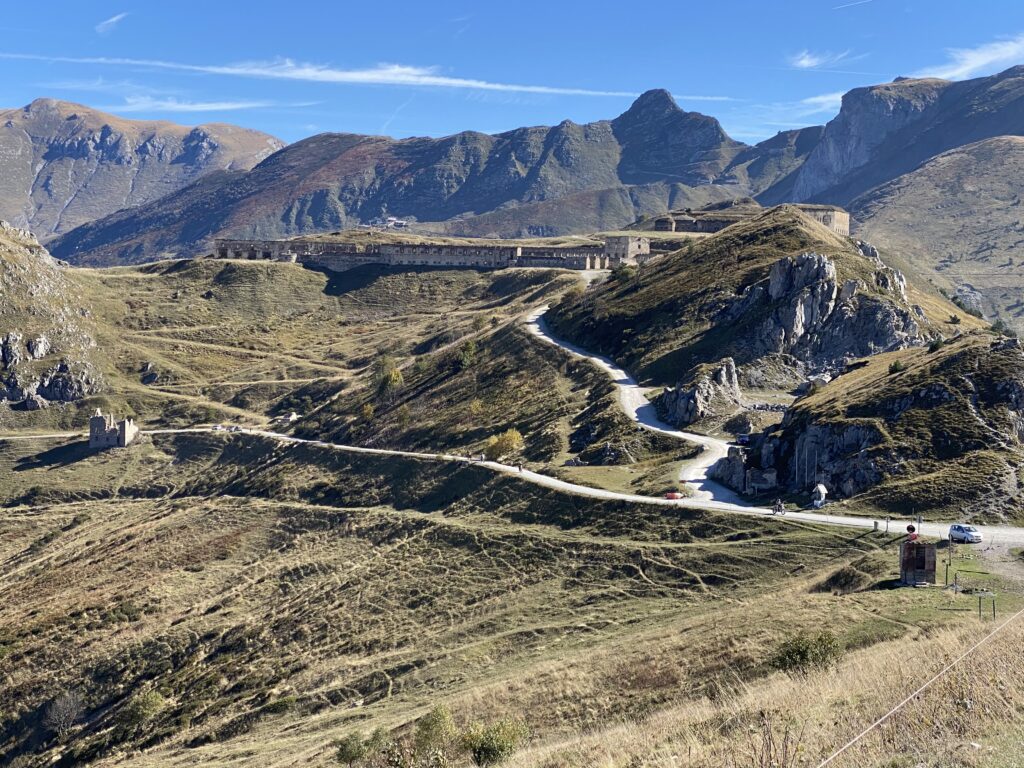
(2, 1), (1024, 144)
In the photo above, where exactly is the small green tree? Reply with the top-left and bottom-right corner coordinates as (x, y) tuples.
(461, 718), (529, 766)
(458, 340), (478, 370)
(397, 404), (412, 428)
(610, 264), (638, 283)
(335, 732), (368, 767)
(360, 403), (375, 422)
(117, 690), (166, 728)
(377, 367), (405, 399)
(949, 313), (962, 325)
(888, 360), (906, 374)
(374, 355), (405, 400)
(414, 704), (457, 754)
(928, 338), (946, 353)
(483, 428), (524, 462)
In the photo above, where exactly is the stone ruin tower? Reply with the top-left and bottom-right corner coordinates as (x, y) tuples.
(89, 409), (138, 449)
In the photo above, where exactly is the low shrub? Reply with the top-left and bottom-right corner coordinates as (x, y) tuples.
(772, 630), (843, 674)
(461, 718), (529, 766)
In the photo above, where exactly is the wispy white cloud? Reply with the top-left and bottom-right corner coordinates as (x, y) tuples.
(380, 95), (415, 134)
(788, 49), (854, 69)
(799, 91), (846, 114)
(102, 95), (275, 113)
(915, 32), (1024, 80)
(724, 90), (846, 142)
(0, 52), (637, 97)
(833, 0), (874, 9)
(95, 13), (128, 35)
(38, 76), (174, 95)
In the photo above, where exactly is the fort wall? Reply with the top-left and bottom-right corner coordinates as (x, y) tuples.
(213, 235), (649, 273)
(654, 204), (850, 237)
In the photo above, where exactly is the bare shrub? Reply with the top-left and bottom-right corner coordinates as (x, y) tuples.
(43, 690), (84, 739)
(733, 710), (804, 768)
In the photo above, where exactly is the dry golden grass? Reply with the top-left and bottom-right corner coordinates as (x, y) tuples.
(500, 618), (1024, 768)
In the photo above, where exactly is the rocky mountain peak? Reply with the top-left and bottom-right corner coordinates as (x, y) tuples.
(617, 89), (681, 121)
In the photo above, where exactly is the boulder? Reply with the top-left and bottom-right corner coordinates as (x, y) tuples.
(27, 335), (50, 359)
(709, 446), (747, 491)
(23, 394), (48, 411)
(661, 357), (742, 426)
(4, 372), (36, 401)
(2, 332), (23, 369)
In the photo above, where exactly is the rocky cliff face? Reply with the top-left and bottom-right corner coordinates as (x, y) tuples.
(771, 66), (1024, 205)
(0, 221), (100, 407)
(713, 335), (1024, 518)
(0, 99), (283, 240)
(788, 79), (948, 201)
(721, 249), (925, 375)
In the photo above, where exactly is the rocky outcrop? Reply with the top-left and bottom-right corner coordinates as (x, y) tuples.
(724, 251), (925, 374)
(0, 221), (102, 407)
(760, 422), (885, 498)
(2, 332), (23, 369)
(718, 335), (1024, 509)
(36, 360), (100, 402)
(27, 335), (50, 359)
(661, 357), (742, 426)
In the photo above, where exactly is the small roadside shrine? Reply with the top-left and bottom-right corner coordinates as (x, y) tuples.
(899, 539), (936, 586)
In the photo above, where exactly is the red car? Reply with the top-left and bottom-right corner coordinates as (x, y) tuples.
(665, 491), (683, 500)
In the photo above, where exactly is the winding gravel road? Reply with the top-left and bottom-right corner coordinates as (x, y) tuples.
(524, 307), (740, 504)
(4, 308), (1024, 544)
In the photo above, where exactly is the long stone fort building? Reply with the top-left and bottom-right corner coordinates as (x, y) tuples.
(652, 201), (850, 237)
(213, 235), (651, 273)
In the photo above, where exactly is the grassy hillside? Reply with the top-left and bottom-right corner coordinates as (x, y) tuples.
(0, 431), (1010, 768)
(771, 332), (1024, 521)
(853, 136), (1024, 334)
(549, 207), (978, 386)
(0, 259), (572, 435)
(293, 320), (692, 475)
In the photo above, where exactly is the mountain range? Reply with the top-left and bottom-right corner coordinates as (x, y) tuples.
(3, 67), (1024, 328)
(0, 99), (283, 240)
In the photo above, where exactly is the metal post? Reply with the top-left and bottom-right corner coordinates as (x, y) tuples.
(993, 599), (996, 621)
(886, 516), (890, 534)
(945, 562), (949, 586)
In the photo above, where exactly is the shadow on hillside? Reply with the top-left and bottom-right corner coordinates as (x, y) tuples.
(14, 440), (93, 471)
(310, 264), (444, 297)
